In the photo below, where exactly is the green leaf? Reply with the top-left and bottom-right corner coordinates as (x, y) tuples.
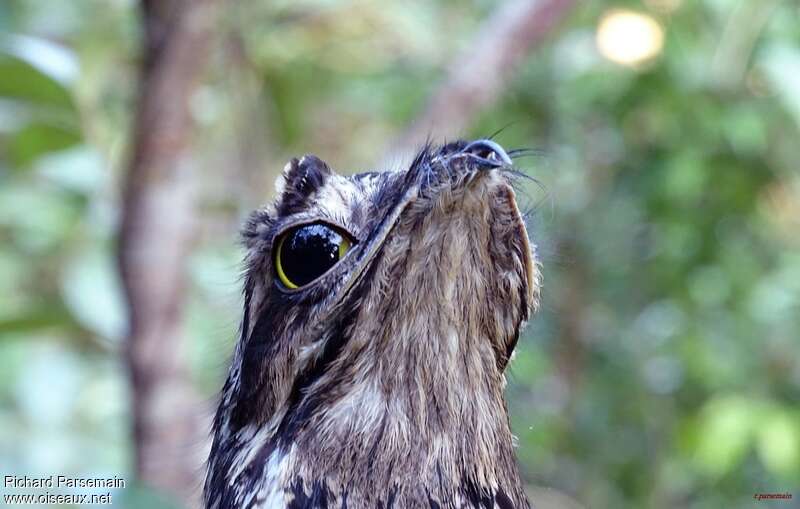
(756, 410), (800, 477)
(0, 54), (75, 111)
(0, 305), (75, 336)
(693, 395), (757, 476)
(6, 122), (82, 167)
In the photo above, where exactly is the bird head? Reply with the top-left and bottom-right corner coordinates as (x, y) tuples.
(207, 139), (540, 507)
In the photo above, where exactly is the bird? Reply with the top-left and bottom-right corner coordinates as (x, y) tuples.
(204, 139), (541, 509)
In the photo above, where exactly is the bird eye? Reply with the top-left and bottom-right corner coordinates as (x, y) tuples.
(275, 223), (353, 289)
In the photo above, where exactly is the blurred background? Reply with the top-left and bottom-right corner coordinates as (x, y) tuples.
(1, 0), (798, 508)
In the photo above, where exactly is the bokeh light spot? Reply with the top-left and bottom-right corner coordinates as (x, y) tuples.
(596, 9), (664, 67)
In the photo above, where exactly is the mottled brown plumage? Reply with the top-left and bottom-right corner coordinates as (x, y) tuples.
(205, 140), (541, 508)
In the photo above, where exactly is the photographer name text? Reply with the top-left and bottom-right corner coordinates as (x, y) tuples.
(4, 475), (125, 490)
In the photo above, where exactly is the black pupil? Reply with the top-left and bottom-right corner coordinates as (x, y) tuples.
(279, 224), (345, 287)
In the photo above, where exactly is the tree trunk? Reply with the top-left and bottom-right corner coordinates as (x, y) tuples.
(118, 0), (219, 506)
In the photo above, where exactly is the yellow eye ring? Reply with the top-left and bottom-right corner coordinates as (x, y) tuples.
(275, 234), (298, 289)
(274, 223), (353, 290)
(338, 236), (352, 260)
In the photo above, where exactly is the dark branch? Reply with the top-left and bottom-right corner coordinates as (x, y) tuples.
(393, 0), (576, 156)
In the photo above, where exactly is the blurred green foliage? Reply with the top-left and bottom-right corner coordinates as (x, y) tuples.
(1, 1), (799, 508)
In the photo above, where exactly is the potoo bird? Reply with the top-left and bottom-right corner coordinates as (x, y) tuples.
(205, 139), (541, 508)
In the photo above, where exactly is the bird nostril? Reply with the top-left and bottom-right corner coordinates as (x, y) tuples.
(463, 139), (513, 167)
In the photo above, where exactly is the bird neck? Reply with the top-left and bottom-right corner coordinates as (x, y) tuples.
(267, 325), (529, 507)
